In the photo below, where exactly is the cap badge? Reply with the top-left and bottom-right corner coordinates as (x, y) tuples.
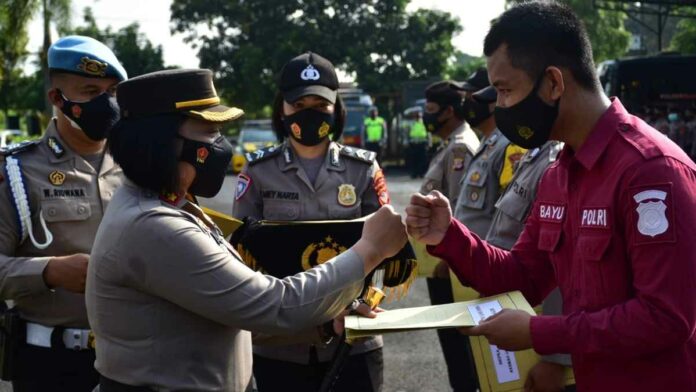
(300, 64), (320, 81)
(196, 147), (209, 164)
(337, 184), (357, 207)
(78, 57), (108, 77)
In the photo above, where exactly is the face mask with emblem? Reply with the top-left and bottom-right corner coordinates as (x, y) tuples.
(178, 135), (233, 198)
(494, 73), (559, 149)
(422, 107), (448, 134)
(461, 98), (492, 128)
(58, 90), (120, 141)
(283, 109), (334, 146)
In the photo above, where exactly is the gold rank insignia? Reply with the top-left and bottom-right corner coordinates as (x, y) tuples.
(78, 57), (108, 77)
(337, 184), (357, 207)
(48, 170), (66, 186)
(470, 171), (481, 182)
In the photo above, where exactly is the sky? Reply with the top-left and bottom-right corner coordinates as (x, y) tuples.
(26, 0), (506, 78)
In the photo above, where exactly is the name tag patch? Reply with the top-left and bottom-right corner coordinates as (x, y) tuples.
(580, 208), (609, 229)
(262, 190), (299, 201)
(538, 203), (565, 223)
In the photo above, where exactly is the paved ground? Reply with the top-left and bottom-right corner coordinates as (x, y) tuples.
(0, 170), (452, 391)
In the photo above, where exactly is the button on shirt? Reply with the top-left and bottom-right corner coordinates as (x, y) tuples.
(428, 99), (696, 391)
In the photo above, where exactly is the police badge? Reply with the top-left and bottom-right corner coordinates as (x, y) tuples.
(634, 189), (669, 237)
(337, 184), (357, 207)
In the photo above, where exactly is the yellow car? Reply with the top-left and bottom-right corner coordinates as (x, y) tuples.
(231, 124), (278, 173)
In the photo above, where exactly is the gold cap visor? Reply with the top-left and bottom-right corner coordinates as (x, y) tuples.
(184, 104), (245, 123)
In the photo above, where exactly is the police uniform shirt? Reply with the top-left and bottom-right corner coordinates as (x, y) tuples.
(233, 140), (388, 364)
(420, 122), (480, 206)
(485, 141), (563, 250)
(0, 120), (123, 327)
(453, 128), (526, 237)
(87, 181), (365, 391)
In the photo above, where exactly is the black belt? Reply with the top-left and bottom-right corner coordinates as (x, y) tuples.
(100, 375), (155, 392)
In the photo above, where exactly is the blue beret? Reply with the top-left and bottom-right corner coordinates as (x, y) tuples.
(48, 35), (127, 81)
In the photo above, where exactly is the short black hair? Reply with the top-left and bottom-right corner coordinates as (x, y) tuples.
(425, 81), (465, 120)
(271, 92), (346, 142)
(108, 113), (185, 194)
(484, 1), (598, 91)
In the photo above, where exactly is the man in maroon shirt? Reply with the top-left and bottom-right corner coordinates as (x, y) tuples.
(406, 2), (696, 391)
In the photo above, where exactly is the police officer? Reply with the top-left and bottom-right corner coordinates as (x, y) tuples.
(0, 36), (126, 392)
(364, 107), (386, 162)
(453, 69), (526, 237)
(87, 68), (407, 391)
(233, 52), (388, 392)
(419, 79), (480, 392)
(407, 111), (428, 178)
(479, 85), (570, 391)
(408, 2), (696, 390)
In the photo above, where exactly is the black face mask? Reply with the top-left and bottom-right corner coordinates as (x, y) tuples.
(422, 108), (447, 134)
(283, 109), (334, 146)
(494, 75), (559, 149)
(178, 135), (233, 198)
(462, 98), (492, 128)
(59, 90), (120, 141)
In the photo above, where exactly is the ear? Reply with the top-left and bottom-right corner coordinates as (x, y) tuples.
(47, 88), (63, 108)
(545, 66), (565, 101)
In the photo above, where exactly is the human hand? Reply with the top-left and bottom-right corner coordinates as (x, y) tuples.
(44, 253), (90, 293)
(405, 191), (452, 246)
(459, 309), (533, 351)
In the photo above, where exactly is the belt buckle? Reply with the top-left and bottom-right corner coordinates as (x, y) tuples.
(88, 331), (96, 349)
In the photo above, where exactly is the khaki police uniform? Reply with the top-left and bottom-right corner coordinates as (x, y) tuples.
(233, 140), (387, 364)
(420, 122), (480, 206)
(0, 120), (122, 327)
(484, 140), (571, 370)
(87, 180), (365, 391)
(453, 128), (526, 237)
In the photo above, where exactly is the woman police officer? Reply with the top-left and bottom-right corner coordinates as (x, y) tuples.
(233, 52), (389, 391)
(85, 68), (407, 391)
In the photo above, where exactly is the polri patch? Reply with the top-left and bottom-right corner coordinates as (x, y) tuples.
(631, 185), (675, 244)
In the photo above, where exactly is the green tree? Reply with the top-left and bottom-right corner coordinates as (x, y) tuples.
(0, 0), (36, 116)
(446, 51), (486, 81)
(69, 7), (166, 77)
(506, 0), (630, 62)
(670, 18), (696, 54)
(37, 0), (72, 114)
(170, 0), (461, 115)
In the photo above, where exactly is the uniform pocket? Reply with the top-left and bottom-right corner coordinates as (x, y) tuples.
(40, 199), (92, 222)
(460, 169), (488, 210)
(328, 204), (362, 220)
(262, 200), (300, 220)
(576, 231), (612, 310)
(495, 190), (531, 223)
(537, 224), (562, 252)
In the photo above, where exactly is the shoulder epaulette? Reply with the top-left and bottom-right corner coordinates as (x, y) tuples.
(339, 145), (376, 164)
(0, 140), (39, 157)
(245, 145), (282, 166)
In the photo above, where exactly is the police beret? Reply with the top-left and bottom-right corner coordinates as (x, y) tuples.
(48, 35), (127, 81)
(117, 68), (244, 123)
(279, 52), (339, 104)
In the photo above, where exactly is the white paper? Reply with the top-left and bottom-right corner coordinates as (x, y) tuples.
(466, 300), (521, 384)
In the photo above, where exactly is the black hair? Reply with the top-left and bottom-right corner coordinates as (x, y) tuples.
(483, 1), (598, 91)
(424, 81), (465, 120)
(271, 92), (346, 142)
(108, 113), (185, 194)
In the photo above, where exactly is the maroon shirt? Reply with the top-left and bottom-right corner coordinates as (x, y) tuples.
(429, 99), (696, 391)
